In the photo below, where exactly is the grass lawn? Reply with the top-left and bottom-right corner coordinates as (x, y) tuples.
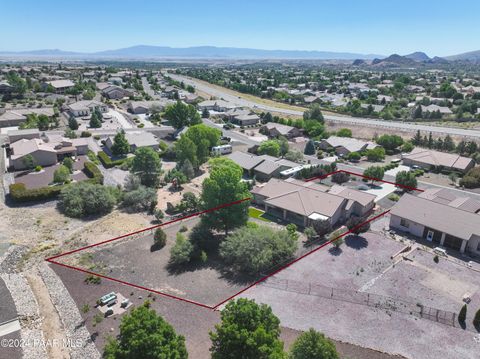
(248, 207), (271, 222)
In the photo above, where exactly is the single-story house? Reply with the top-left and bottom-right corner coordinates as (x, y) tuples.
(318, 136), (378, 156)
(233, 114), (260, 126)
(102, 85), (133, 100)
(68, 100), (108, 117)
(9, 136), (92, 170)
(402, 148), (475, 173)
(260, 123), (303, 139)
(197, 100), (238, 112)
(418, 188), (480, 213)
(421, 104), (453, 115)
(105, 131), (159, 152)
(390, 193), (480, 255)
(227, 151), (298, 181)
(7, 128), (40, 143)
(0, 107), (55, 127)
(43, 79), (75, 94)
(252, 178), (375, 227)
(128, 100), (174, 114)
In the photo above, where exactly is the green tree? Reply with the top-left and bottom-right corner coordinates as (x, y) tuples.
(183, 124), (221, 165)
(59, 182), (117, 218)
(220, 225), (298, 274)
(336, 128), (352, 138)
(103, 302), (187, 359)
(111, 131), (130, 156)
(413, 105), (423, 119)
(62, 157), (74, 173)
(473, 309), (480, 328)
(395, 171), (418, 190)
(180, 159), (195, 180)
(22, 154), (36, 170)
(37, 114), (50, 131)
(89, 109), (102, 128)
(53, 165), (70, 183)
(201, 158), (250, 235)
(347, 152), (361, 162)
(376, 134), (404, 152)
(202, 108), (210, 118)
(175, 136), (198, 168)
(164, 101), (201, 129)
(365, 147), (385, 162)
(169, 233), (194, 265)
(210, 298), (286, 359)
(122, 186), (157, 212)
(131, 147), (162, 187)
(402, 141), (415, 153)
(345, 216), (370, 235)
(258, 140), (281, 157)
(363, 166), (385, 183)
(68, 117), (79, 130)
(303, 104), (324, 123)
(304, 140), (316, 155)
(290, 328), (339, 359)
(153, 228), (167, 249)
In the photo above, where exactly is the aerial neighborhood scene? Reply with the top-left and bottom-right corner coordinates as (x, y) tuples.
(2, 1), (480, 359)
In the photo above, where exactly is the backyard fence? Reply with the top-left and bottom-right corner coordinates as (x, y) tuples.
(261, 277), (460, 329)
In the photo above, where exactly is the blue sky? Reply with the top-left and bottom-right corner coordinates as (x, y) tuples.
(2, 0), (479, 56)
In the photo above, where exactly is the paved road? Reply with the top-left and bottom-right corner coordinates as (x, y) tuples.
(168, 73), (480, 140)
(142, 76), (161, 99)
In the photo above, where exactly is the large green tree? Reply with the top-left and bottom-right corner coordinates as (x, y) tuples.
(111, 131), (130, 156)
(200, 158), (250, 234)
(131, 147), (162, 187)
(209, 298), (286, 359)
(363, 166), (385, 183)
(395, 171), (418, 191)
(104, 302), (188, 359)
(59, 182), (117, 218)
(290, 329), (339, 359)
(258, 140), (281, 157)
(164, 101), (201, 129)
(303, 104), (324, 123)
(220, 225), (298, 274)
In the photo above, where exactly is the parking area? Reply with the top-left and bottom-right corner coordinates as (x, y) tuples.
(14, 155), (89, 189)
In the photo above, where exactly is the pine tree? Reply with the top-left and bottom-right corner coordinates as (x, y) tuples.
(458, 304), (467, 324)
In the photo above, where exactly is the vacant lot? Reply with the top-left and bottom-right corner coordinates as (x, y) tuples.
(59, 217), (252, 307)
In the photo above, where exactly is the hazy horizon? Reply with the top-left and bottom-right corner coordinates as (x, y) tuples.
(2, 0), (480, 57)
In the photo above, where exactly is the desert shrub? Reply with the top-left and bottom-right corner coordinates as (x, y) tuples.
(59, 182), (117, 217)
(331, 172), (349, 184)
(122, 185), (157, 213)
(53, 165), (70, 183)
(153, 228), (167, 248)
(169, 233), (194, 265)
(220, 225), (298, 274)
(458, 304), (467, 324)
(473, 309), (480, 328)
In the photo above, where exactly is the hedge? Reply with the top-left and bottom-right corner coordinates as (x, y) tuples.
(9, 183), (64, 202)
(83, 161), (104, 184)
(97, 151), (126, 168)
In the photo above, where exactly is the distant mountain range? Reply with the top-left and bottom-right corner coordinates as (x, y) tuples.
(0, 45), (479, 62)
(0, 45), (383, 60)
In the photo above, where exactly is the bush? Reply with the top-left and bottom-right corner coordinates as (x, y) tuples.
(80, 131), (92, 137)
(97, 151), (126, 168)
(331, 172), (349, 184)
(34, 165), (42, 172)
(83, 161), (104, 184)
(53, 165), (70, 184)
(458, 304), (467, 324)
(9, 183), (64, 202)
(433, 255), (439, 263)
(62, 157), (74, 173)
(388, 193), (400, 202)
(290, 328), (339, 359)
(59, 182), (117, 218)
(346, 216), (370, 235)
(347, 152), (361, 162)
(220, 225), (298, 274)
(122, 185), (157, 213)
(169, 233), (194, 265)
(153, 228), (167, 248)
(84, 275), (101, 285)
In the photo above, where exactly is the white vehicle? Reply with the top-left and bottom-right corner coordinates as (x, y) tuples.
(211, 144), (233, 155)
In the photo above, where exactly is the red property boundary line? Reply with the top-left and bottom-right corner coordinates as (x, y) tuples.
(46, 170), (422, 310)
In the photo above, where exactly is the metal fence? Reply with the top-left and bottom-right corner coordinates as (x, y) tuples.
(261, 277), (460, 329)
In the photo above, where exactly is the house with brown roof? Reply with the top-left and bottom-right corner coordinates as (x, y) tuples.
(389, 193), (480, 255)
(251, 178), (375, 227)
(260, 123), (303, 139)
(227, 152), (298, 181)
(402, 148), (475, 173)
(318, 136), (379, 156)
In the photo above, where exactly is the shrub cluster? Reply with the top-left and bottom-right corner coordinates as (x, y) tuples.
(98, 151), (126, 168)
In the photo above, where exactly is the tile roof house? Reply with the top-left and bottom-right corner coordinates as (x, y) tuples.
(128, 100), (174, 114)
(105, 131), (159, 152)
(401, 148), (475, 173)
(101, 85), (133, 100)
(318, 136), (378, 156)
(227, 151), (298, 181)
(43, 79), (75, 94)
(68, 100), (108, 117)
(390, 193), (480, 255)
(9, 136), (93, 170)
(0, 107), (55, 127)
(251, 178), (375, 227)
(260, 123), (303, 139)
